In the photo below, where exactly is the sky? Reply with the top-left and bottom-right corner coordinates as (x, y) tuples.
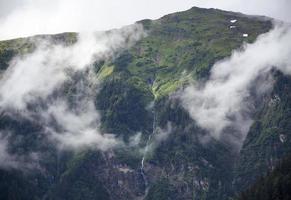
(0, 0), (290, 40)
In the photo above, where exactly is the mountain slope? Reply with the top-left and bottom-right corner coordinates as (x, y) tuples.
(0, 6), (279, 200)
(237, 154), (291, 200)
(234, 71), (291, 192)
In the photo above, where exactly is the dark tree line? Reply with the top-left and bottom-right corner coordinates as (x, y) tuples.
(238, 154), (291, 200)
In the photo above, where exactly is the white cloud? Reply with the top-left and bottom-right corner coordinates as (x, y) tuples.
(42, 100), (122, 151)
(0, 24), (145, 157)
(0, 24), (145, 110)
(181, 23), (291, 146)
(0, 0), (290, 167)
(129, 132), (142, 147)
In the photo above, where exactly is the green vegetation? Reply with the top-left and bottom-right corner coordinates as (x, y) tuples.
(0, 32), (77, 71)
(0, 6), (279, 200)
(0, 170), (38, 200)
(234, 72), (291, 192)
(145, 178), (177, 200)
(96, 75), (154, 137)
(97, 65), (114, 80)
(113, 7), (272, 99)
(237, 154), (291, 200)
(50, 152), (110, 200)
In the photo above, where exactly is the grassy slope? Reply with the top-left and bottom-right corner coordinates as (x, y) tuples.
(0, 32), (77, 70)
(95, 6), (272, 139)
(126, 7), (271, 98)
(93, 7), (273, 200)
(0, 6), (274, 200)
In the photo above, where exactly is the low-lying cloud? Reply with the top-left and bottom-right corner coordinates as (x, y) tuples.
(0, 24), (145, 169)
(0, 24), (145, 110)
(181, 22), (291, 146)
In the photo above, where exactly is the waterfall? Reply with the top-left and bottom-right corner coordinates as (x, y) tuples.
(140, 104), (156, 196)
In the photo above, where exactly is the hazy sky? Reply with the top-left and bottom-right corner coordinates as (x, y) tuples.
(0, 0), (290, 40)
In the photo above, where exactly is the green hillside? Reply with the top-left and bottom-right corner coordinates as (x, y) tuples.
(1, 6), (288, 200)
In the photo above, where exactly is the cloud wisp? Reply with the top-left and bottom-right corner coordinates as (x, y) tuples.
(0, 24), (145, 169)
(142, 122), (173, 157)
(0, 24), (145, 110)
(0, 132), (40, 170)
(181, 22), (291, 147)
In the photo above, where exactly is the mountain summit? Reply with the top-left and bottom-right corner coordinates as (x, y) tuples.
(0, 6), (290, 200)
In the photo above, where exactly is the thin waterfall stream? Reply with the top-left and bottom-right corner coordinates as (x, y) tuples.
(140, 103), (156, 196)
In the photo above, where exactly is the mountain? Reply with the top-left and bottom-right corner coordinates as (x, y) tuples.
(237, 154), (291, 200)
(1, 6), (290, 200)
(234, 71), (291, 193)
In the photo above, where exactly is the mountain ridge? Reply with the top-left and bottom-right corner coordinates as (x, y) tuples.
(1, 6), (290, 200)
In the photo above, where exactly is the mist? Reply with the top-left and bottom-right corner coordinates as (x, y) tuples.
(0, 133), (40, 170)
(0, 25), (145, 109)
(181, 22), (291, 147)
(144, 122), (173, 157)
(0, 24), (145, 169)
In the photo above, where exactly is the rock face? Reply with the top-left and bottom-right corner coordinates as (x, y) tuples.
(1, 6), (290, 200)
